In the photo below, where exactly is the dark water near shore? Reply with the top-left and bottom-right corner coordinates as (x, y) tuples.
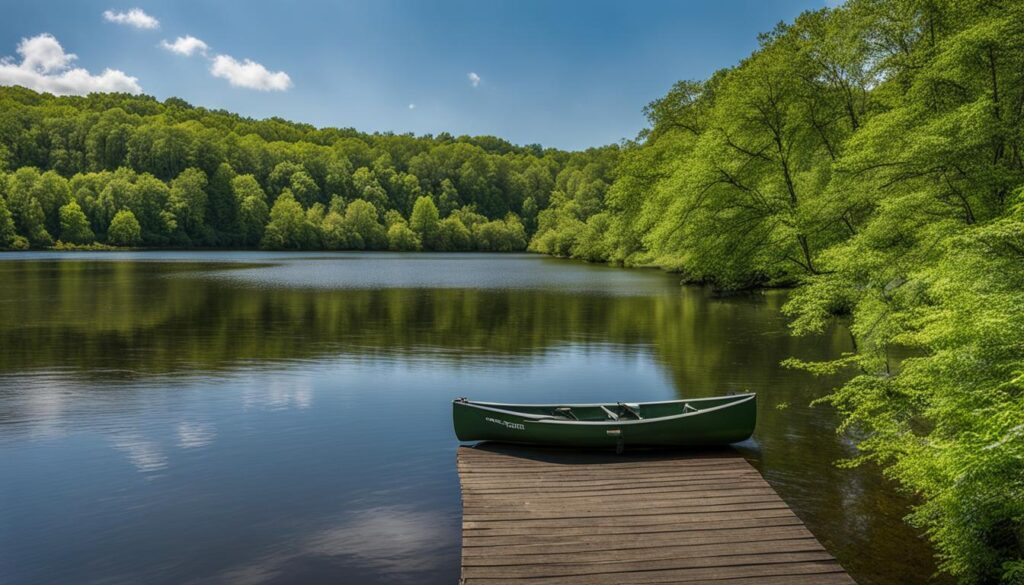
(0, 252), (941, 584)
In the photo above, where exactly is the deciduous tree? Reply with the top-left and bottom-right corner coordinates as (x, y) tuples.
(107, 209), (141, 246)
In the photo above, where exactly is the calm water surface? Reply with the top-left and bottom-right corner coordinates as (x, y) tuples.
(0, 252), (941, 584)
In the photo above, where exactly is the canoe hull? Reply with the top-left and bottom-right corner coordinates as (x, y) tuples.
(452, 394), (756, 448)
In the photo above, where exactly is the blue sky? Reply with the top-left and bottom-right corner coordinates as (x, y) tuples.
(0, 1), (829, 150)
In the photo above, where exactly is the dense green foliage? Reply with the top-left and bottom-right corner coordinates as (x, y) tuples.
(57, 200), (94, 244)
(107, 209), (141, 246)
(0, 87), (615, 251)
(532, 0), (1024, 581)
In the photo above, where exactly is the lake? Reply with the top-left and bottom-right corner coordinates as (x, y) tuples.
(0, 252), (941, 584)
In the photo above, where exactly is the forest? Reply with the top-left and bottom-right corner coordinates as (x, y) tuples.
(0, 0), (1022, 581)
(0, 86), (617, 251)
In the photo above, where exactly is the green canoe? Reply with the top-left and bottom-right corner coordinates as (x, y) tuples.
(452, 393), (756, 449)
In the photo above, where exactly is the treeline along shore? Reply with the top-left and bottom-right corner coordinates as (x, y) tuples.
(1, 0), (1023, 582)
(0, 85), (617, 252)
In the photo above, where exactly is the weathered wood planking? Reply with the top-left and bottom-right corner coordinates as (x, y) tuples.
(458, 444), (854, 584)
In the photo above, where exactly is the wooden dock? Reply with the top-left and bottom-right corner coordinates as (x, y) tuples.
(457, 444), (854, 584)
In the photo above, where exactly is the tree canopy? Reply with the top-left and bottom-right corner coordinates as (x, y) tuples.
(0, 87), (616, 251)
(106, 209), (141, 246)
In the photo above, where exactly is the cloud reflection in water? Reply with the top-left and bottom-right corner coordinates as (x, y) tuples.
(177, 421), (216, 449)
(244, 377), (313, 411)
(218, 506), (453, 585)
(111, 434), (169, 473)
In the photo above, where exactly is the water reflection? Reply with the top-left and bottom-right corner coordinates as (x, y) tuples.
(111, 434), (170, 474)
(217, 507), (455, 585)
(177, 422), (216, 449)
(245, 377), (314, 411)
(0, 253), (942, 584)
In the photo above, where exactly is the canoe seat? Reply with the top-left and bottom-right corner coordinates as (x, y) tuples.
(554, 407), (578, 420)
(599, 405), (619, 421)
(618, 403), (642, 419)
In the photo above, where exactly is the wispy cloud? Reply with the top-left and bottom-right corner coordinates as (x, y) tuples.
(408, 103), (415, 109)
(467, 71), (481, 87)
(210, 54), (291, 91)
(103, 8), (159, 29)
(160, 35), (208, 57)
(0, 33), (142, 95)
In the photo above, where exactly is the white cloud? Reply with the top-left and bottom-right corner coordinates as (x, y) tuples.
(0, 34), (142, 96)
(17, 33), (74, 73)
(210, 54), (291, 91)
(160, 35), (208, 57)
(468, 71), (481, 87)
(103, 8), (159, 29)
(408, 103), (415, 109)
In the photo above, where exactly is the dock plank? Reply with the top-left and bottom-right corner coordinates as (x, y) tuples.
(458, 445), (854, 584)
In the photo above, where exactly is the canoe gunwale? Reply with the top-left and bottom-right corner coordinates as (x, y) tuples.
(464, 393), (755, 409)
(454, 393), (756, 426)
